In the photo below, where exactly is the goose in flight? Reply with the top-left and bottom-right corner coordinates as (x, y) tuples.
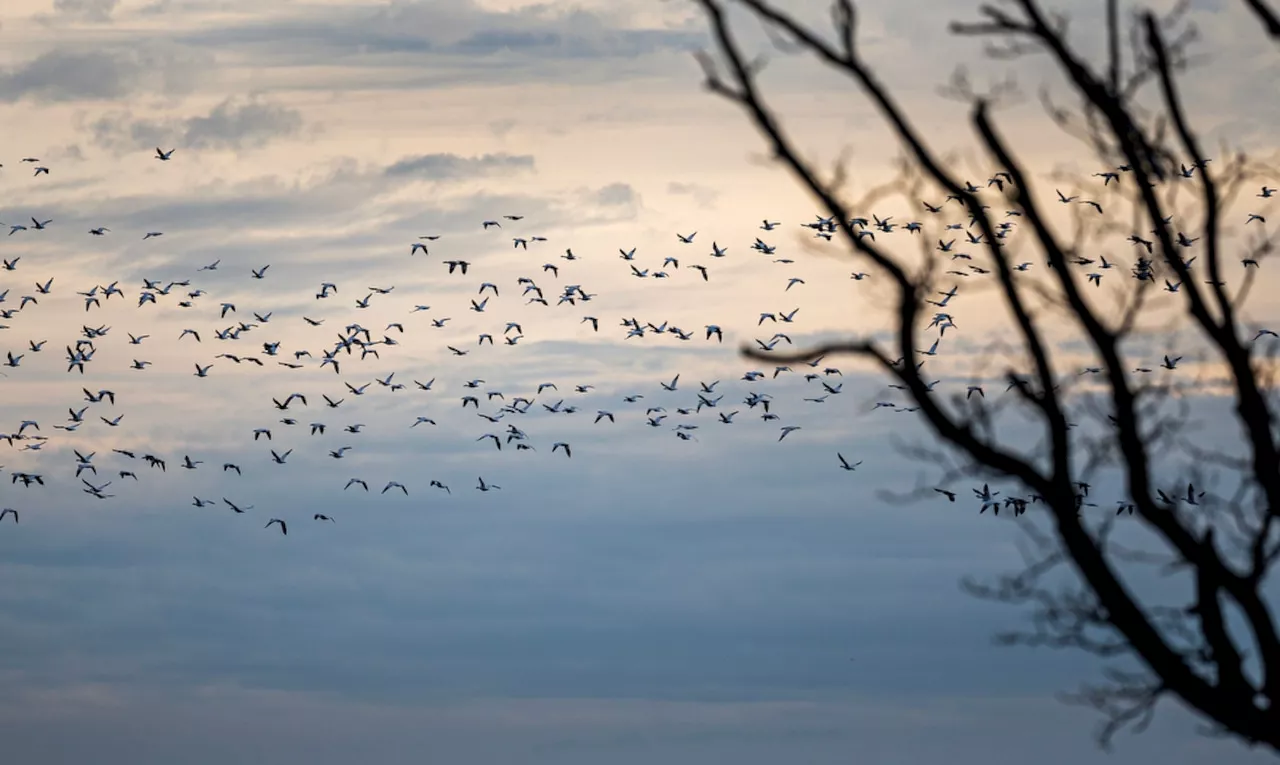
(0, 509), (16, 524)
(382, 481), (408, 495)
(677, 232), (696, 243)
(223, 498), (252, 513)
(779, 426), (801, 441)
(82, 388), (114, 404)
(82, 480), (113, 499)
(273, 393), (306, 409)
(476, 476), (500, 492)
(266, 519), (288, 535)
(837, 453), (862, 471)
(270, 449), (292, 464)
(314, 514), (335, 523)
(155, 147), (175, 160)
(552, 442), (572, 458)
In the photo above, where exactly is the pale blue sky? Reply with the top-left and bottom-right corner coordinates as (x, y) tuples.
(0, 0), (1277, 763)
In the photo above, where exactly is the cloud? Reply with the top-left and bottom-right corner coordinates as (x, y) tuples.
(169, 2), (704, 88)
(0, 44), (209, 103)
(588, 182), (641, 208)
(383, 152), (536, 181)
(50, 0), (121, 24)
(86, 97), (307, 153)
(0, 50), (140, 103)
(488, 118), (517, 139)
(667, 181), (721, 209)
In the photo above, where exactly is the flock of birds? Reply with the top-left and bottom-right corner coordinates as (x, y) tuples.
(0, 148), (1275, 534)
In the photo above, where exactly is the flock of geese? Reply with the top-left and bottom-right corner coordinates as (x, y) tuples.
(0, 148), (1274, 534)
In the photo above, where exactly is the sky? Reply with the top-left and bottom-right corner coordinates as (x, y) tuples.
(0, 0), (1278, 763)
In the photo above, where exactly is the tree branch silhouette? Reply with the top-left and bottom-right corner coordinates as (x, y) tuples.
(692, 0), (1280, 751)
(1238, 0), (1280, 39)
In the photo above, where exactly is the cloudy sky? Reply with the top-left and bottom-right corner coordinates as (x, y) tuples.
(0, 0), (1277, 763)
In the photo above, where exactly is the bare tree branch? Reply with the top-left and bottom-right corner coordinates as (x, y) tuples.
(692, 0), (1280, 751)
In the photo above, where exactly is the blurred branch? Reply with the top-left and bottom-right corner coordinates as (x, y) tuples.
(692, 0), (1280, 751)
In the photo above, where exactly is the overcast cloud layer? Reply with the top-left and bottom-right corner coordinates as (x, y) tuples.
(0, 1), (1277, 763)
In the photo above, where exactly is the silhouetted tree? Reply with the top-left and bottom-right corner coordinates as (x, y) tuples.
(691, 0), (1280, 752)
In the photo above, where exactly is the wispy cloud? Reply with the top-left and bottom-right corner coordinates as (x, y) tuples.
(383, 151), (536, 180)
(0, 44), (210, 103)
(87, 96), (307, 153)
